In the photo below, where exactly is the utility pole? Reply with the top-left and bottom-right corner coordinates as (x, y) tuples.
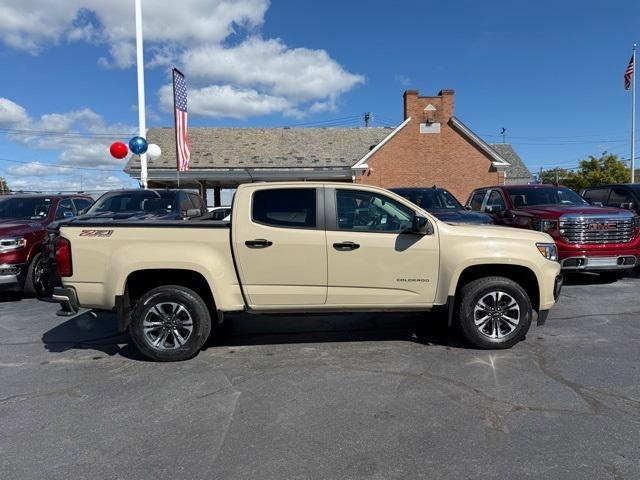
(631, 44), (637, 183)
(135, 0), (148, 189)
(539, 167), (543, 184)
(364, 112), (371, 128)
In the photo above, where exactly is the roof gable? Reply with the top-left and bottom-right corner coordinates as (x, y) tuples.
(489, 143), (532, 180)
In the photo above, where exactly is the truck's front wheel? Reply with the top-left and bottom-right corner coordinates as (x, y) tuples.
(455, 276), (532, 349)
(130, 285), (212, 361)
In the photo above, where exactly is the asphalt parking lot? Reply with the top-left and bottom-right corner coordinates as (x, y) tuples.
(1, 273), (639, 480)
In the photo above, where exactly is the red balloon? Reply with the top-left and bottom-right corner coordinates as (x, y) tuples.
(110, 142), (128, 159)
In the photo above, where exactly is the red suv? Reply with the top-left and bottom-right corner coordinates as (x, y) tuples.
(0, 194), (93, 296)
(466, 184), (640, 276)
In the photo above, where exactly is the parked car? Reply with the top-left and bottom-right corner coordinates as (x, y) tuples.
(391, 187), (493, 225)
(76, 189), (207, 221)
(0, 193), (92, 296)
(466, 184), (640, 276)
(51, 182), (562, 361)
(581, 184), (640, 214)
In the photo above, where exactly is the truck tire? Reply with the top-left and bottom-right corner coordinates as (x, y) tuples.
(24, 253), (52, 298)
(129, 285), (212, 362)
(455, 276), (532, 349)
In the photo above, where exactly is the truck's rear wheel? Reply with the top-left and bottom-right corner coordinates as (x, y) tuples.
(455, 276), (532, 349)
(130, 285), (212, 361)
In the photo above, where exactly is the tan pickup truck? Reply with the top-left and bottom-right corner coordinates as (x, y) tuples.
(51, 182), (562, 361)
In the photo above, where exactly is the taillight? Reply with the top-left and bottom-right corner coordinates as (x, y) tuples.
(55, 237), (72, 277)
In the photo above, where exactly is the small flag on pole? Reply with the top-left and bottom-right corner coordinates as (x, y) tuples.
(172, 68), (191, 171)
(624, 54), (634, 90)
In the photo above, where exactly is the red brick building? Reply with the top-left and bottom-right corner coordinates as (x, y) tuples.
(353, 89), (527, 201)
(128, 89), (530, 205)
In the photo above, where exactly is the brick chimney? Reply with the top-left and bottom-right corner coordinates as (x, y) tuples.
(403, 89), (455, 123)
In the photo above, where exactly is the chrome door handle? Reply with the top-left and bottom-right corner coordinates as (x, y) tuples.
(333, 241), (360, 251)
(245, 239), (273, 248)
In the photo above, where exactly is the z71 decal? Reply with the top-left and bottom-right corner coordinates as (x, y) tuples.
(79, 229), (114, 237)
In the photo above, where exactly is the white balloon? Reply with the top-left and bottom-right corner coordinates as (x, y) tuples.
(147, 143), (162, 160)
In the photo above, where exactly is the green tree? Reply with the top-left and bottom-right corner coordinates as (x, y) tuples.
(540, 168), (571, 185)
(0, 177), (9, 194)
(542, 153), (630, 191)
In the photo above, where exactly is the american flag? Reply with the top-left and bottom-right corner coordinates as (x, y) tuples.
(624, 54), (634, 90)
(173, 68), (191, 171)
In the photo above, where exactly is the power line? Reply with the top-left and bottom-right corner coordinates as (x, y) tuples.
(0, 157), (125, 172)
(0, 127), (135, 139)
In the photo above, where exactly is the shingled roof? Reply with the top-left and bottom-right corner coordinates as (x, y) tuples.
(489, 143), (532, 183)
(125, 127), (395, 172)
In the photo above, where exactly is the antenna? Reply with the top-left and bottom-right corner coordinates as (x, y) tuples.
(500, 127), (507, 144)
(364, 112), (371, 128)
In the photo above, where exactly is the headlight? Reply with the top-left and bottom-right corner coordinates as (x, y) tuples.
(0, 238), (27, 253)
(536, 242), (558, 262)
(540, 220), (557, 232)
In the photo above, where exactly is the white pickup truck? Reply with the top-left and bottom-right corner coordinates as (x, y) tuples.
(51, 182), (563, 361)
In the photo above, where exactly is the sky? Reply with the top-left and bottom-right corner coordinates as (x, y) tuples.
(0, 0), (638, 193)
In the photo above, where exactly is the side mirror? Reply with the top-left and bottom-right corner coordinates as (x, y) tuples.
(620, 202), (634, 210)
(464, 205), (472, 211)
(185, 208), (201, 218)
(411, 214), (430, 234)
(77, 208), (87, 216)
(485, 204), (504, 214)
(591, 201), (604, 207)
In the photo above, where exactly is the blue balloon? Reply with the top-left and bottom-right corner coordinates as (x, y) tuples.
(129, 136), (148, 155)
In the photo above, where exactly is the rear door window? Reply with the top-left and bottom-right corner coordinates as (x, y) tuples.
(55, 199), (74, 219)
(468, 190), (487, 211)
(607, 187), (634, 208)
(487, 190), (506, 211)
(252, 188), (317, 228)
(583, 188), (610, 205)
(73, 198), (92, 213)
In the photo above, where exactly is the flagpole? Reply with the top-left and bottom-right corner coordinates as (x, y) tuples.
(135, 0), (148, 189)
(632, 44), (637, 184)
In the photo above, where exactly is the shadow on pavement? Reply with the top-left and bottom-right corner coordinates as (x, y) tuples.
(41, 310), (146, 360)
(0, 292), (25, 303)
(205, 311), (466, 350)
(562, 272), (627, 286)
(41, 309), (466, 360)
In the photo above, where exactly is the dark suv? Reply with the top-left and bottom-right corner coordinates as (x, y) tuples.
(391, 187), (493, 225)
(466, 184), (640, 275)
(0, 193), (93, 295)
(581, 184), (640, 214)
(76, 189), (206, 220)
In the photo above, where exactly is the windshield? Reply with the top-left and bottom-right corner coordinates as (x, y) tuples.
(0, 197), (52, 220)
(393, 189), (463, 210)
(86, 191), (175, 214)
(507, 187), (588, 207)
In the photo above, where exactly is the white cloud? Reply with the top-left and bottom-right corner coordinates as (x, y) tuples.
(0, 0), (268, 57)
(0, 0), (364, 119)
(159, 84), (300, 119)
(184, 37), (364, 102)
(0, 98), (30, 127)
(0, 96), (136, 195)
(8, 174), (134, 194)
(6, 162), (74, 177)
